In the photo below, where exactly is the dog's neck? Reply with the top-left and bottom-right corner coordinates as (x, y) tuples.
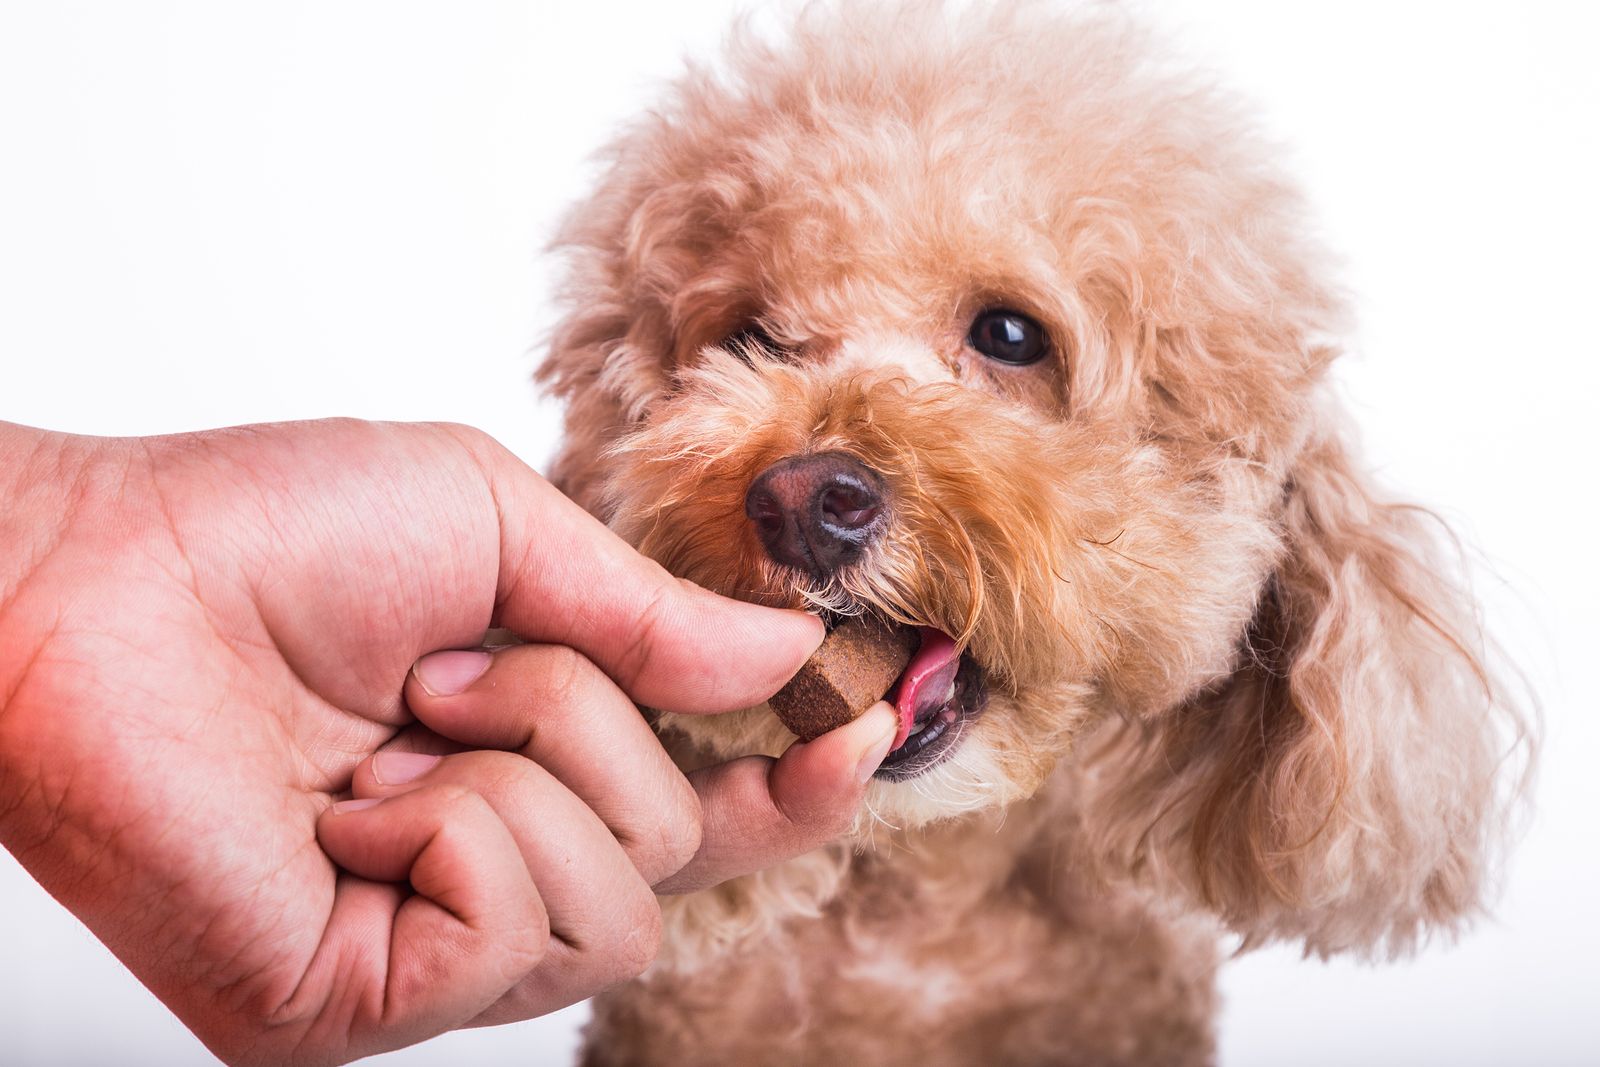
(653, 760), (1088, 975)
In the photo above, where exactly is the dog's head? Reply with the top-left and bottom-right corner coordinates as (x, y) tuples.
(541, 3), (1529, 956)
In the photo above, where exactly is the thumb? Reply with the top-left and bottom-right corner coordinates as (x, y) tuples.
(454, 427), (823, 713)
(655, 703), (899, 894)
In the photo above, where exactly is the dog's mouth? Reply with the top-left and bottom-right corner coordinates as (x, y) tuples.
(874, 625), (988, 781)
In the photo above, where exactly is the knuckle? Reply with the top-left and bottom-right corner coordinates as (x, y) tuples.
(609, 575), (681, 697)
(430, 420), (498, 457)
(426, 781), (488, 822)
(504, 896), (552, 975)
(602, 889), (662, 984)
(540, 642), (597, 710)
(432, 750), (540, 812)
(656, 777), (704, 873)
(770, 760), (854, 840)
(477, 748), (542, 797)
(623, 775), (702, 883)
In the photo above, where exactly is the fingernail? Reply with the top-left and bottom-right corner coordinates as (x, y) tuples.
(413, 650), (491, 696)
(852, 703), (900, 784)
(371, 751), (441, 786)
(332, 797), (384, 814)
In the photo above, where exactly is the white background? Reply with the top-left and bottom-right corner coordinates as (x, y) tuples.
(2, 1), (1596, 1064)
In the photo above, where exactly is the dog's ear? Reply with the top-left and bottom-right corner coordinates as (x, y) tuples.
(535, 170), (657, 516)
(536, 130), (739, 516)
(1089, 422), (1531, 957)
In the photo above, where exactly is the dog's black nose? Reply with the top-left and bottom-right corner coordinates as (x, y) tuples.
(745, 452), (886, 577)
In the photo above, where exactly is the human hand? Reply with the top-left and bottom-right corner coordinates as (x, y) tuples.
(0, 419), (896, 1066)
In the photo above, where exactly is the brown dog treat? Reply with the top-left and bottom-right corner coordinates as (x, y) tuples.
(768, 617), (918, 740)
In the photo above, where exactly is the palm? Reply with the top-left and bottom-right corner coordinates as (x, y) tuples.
(7, 422), (509, 1055)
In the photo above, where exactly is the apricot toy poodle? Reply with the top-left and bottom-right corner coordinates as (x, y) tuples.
(537, 3), (1531, 1063)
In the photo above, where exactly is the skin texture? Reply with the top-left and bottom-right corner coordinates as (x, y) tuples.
(538, 4), (1535, 1063)
(0, 417), (899, 1066)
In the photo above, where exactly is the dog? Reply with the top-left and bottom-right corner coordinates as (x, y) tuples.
(537, 4), (1530, 1063)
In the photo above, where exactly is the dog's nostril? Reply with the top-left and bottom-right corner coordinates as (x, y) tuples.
(745, 452), (888, 577)
(820, 485), (879, 530)
(748, 492), (787, 537)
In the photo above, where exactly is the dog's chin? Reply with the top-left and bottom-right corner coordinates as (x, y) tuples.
(862, 681), (1093, 830)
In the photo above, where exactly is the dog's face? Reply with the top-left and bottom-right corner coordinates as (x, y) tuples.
(543, 6), (1326, 827)
(544, 5), (1517, 950)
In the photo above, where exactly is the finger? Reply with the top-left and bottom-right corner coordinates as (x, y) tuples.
(444, 425), (824, 713)
(347, 750), (663, 1021)
(655, 702), (899, 895)
(405, 643), (703, 885)
(313, 785), (549, 1050)
(349, 749), (661, 972)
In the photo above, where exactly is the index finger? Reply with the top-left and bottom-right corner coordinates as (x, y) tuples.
(453, 427), (823, 713)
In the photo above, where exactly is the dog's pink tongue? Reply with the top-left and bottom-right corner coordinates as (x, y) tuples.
(889, 628), (962, 749)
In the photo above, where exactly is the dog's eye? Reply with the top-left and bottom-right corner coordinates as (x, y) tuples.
(968, 309), (1049, 365)
(723, 323), (782, 362)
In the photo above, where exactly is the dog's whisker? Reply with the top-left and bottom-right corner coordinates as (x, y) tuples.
(858, 794), (901, 838)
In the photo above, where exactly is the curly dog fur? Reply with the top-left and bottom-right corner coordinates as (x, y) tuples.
(538, 4), (1531, 1063)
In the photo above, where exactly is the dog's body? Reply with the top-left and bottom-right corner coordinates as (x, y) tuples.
(583, 778), (1222, 1066)
(540, 5), (1528, 1063)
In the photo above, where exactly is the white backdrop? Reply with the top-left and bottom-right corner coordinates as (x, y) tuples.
(2, 2), (1596, 1064)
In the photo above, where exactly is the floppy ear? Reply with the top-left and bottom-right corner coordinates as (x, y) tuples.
(1089, 421), (1531, 957)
